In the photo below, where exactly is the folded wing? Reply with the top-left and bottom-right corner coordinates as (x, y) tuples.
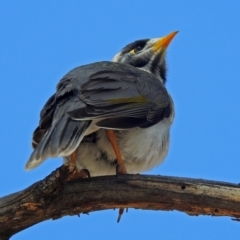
(69, 69), (171, 129)
(26, 79), (90, 170)
(26, 62), (172, 170)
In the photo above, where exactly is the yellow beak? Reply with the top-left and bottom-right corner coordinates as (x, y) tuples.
(153, 31), (178, 52)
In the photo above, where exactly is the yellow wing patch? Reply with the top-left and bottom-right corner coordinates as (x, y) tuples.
(107, 96), (148, 104)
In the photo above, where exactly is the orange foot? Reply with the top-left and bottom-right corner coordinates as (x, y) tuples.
(116, 164), (127, 175)
(67, 168), (90, 181)
(67, 151), (90, 180)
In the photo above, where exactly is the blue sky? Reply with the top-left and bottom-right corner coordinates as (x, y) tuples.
(1, 1), (240, 239)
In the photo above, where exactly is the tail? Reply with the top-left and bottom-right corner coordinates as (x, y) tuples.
(25, 115), (91, 170)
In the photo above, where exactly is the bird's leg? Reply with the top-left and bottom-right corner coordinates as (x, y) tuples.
(67, 151), (90, 180)
(107, 129), (127, 175)
(107, 129), (127, 222)
(67, 151), (76, 172)
(71, 151), (76, 167)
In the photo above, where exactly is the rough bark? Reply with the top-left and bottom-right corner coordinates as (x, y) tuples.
(0, 166), (240, 239)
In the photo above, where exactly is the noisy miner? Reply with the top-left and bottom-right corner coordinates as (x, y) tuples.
(26, 31), (178, 181)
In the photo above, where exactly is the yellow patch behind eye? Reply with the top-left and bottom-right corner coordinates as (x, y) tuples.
(130, 49), (135, 54)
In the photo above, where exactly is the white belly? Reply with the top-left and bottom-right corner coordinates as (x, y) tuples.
(118, 119), (171, 173)
(71, 115), (173, 176)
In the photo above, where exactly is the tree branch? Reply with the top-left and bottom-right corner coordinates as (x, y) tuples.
(1, 166), (240, 239)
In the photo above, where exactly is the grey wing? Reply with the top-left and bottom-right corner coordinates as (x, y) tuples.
(69, 70), (172, 129)
(26, 78), (91, 170)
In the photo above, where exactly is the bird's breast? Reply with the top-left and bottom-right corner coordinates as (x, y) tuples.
(115, 118), (172, 173)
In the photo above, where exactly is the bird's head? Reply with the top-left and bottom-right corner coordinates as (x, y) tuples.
(112, 31), (178, 84)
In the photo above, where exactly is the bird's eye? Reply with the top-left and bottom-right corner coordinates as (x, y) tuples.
(130, 44), (144, 54)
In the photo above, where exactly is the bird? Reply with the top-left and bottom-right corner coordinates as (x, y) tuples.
(26, 31), (178, 180)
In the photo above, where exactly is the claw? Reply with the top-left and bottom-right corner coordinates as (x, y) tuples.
(67, 151), (91, 180)
(117, 208), (124, 223)
(67, 168), (91, 180)
(78, 169), (91, 178)
(116, 164), (127, 175)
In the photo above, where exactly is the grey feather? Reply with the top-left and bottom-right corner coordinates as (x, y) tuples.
(26, 61), (172, 170)
(68, 67), (171, 128)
